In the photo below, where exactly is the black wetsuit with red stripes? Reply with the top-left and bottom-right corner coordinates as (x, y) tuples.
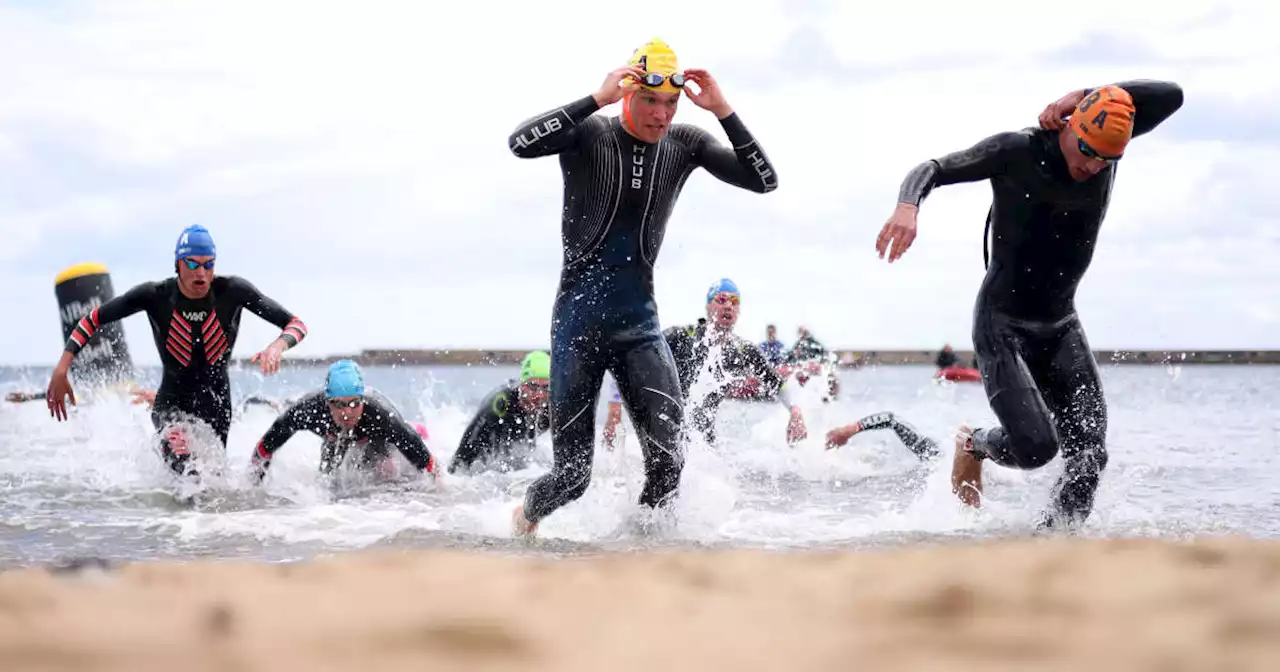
(64, 276), (306, 474)
(248, 389), (436, 481)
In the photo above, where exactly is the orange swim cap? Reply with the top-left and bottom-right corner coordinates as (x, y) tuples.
(1069, 85), (1136, 158)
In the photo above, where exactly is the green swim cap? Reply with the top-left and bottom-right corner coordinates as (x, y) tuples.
(520, 351), (550, 382)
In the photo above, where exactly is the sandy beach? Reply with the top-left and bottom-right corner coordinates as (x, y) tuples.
(3, 535), (1279, 671)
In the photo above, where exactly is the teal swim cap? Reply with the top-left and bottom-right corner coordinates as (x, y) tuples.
(325, 359), (365, 398)
(520, 351), (550, 382)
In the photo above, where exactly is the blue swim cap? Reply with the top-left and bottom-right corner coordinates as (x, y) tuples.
(706, 278), (740, 304)
(175, 224), (216, 261)
(325, 359), (365, 399)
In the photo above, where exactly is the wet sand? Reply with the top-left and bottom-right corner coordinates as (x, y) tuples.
(3, 536), (1279, 671)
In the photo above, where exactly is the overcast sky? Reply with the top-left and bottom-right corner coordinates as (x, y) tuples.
(2, 1), (1276, 366)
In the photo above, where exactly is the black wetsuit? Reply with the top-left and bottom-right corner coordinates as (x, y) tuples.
(897, 79), (1183, 527)
(448, 381), (551, 474)
(64, 276), (306, 475)
(843, 412), (939, 460)
(663, 321), (792, 446)
(508, 95), (778, 523)
(249, 389), (436, 480)
(935, 349), (961, 369)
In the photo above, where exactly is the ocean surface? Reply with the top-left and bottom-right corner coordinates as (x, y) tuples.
(2, 361), (1278, 569)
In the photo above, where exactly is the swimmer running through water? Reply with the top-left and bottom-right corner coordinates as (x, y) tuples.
(506, 38), (778, 536)
(248, 360), (438, 483)
(876, 79), (1183, 528)
(605, 279), (807, 449)
(45, 225), (307, 478)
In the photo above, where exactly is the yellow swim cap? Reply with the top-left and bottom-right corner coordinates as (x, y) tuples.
(627, 38), (683, 93)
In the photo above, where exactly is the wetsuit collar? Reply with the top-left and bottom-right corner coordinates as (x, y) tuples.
(1040, 129), (1076, 183)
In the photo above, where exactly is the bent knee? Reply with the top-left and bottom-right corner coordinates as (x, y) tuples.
(1008, 432), (1060, 469)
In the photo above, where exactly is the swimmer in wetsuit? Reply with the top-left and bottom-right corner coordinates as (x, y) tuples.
(506, 38), (778, 536)
(606, 279), (806, 449)
(45, 225), (308, 478)
(825, 412), (940, 460)
(248, 360), (438, 483)
(876, 80), (1183, 528)
(448, 351), (553, 475)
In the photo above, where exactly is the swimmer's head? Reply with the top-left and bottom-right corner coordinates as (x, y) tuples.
(705, 278), (740, 330)
(412, 422), (430, 442)
(174, 224), (216, 299)
(517, 350), (551, 412)
(1062, 85), (1134, 181)
(622, 38), (682, 144)
(325, 359), (366, 429)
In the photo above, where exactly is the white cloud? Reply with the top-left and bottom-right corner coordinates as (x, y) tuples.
(1, 0), (1277, 366)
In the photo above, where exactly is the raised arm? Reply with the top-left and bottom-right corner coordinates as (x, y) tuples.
(1106, 80), (1184, 138)
(686, 114), (778, 194)
(508, 95), (602, 158)
(226, 276), (307, 349)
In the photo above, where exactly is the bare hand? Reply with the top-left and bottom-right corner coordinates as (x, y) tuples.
(250, 340), (287, 376)
(129, 387), (157, 408)
(682, 69), (733, 118)
(876, 203), (919, 263)
(46, 369), (76, 421)
(593, 65), (645, 107)
(825, 425), (856, 450)
(1039, 89), (1088, 131)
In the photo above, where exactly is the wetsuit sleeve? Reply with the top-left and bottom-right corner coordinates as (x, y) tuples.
(742, 343), (794, 408)
(382, 413), (437, 474)
(687, 115), (778, 193)
(897, 131), (1030, 207)
(225, 276), (307, 348)
(64, 282), (157, 355)
(662, 325), (692, 354)
(252, 393), (326, 469)
(508, 96), (602, 158)
(1102, 80), (1184, 138)
(448, 389), (507, 473)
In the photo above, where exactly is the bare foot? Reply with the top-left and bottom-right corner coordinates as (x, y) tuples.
(951, 424), (983, 508)
(512, 504), (538, 538)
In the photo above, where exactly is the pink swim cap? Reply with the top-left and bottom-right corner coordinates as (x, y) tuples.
(413, 422), (430, 440)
